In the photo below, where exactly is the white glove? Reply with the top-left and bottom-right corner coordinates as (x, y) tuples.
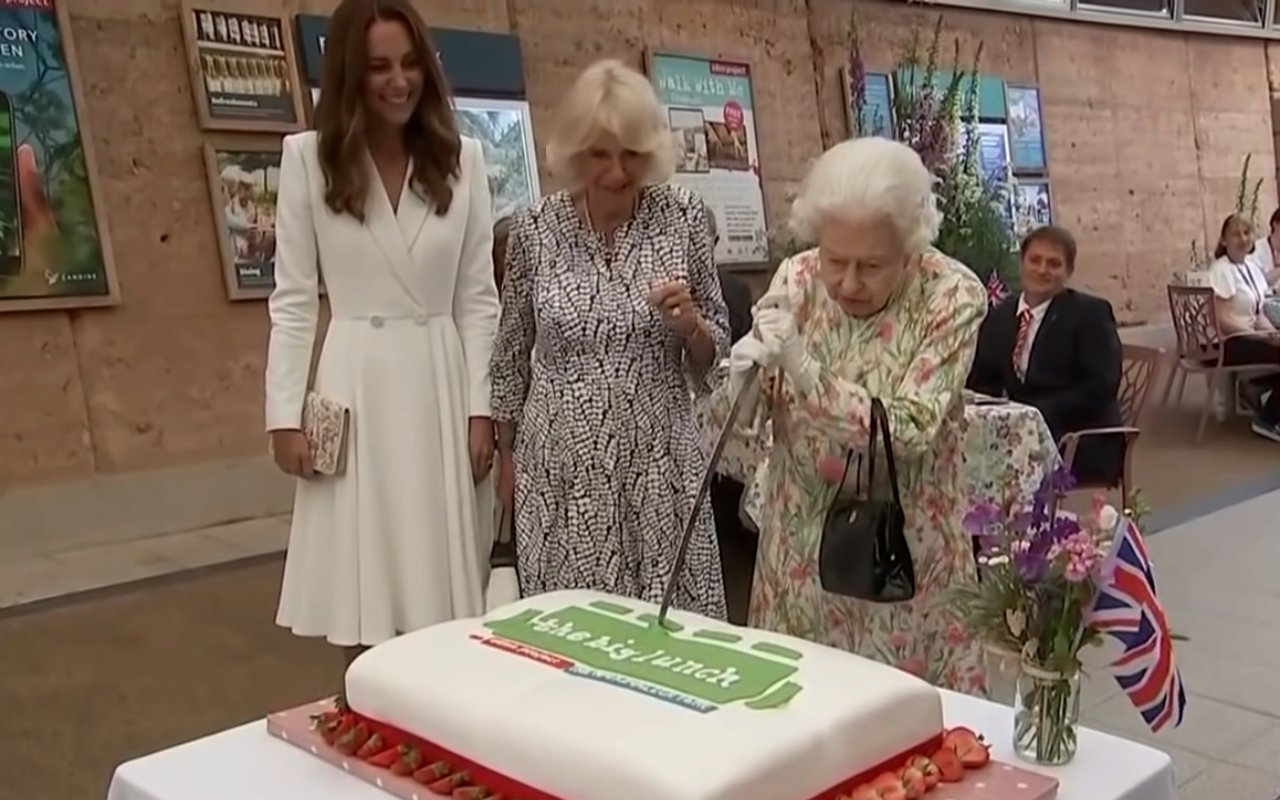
(755, 306), (817, 394)
(725, 335), (775, 422)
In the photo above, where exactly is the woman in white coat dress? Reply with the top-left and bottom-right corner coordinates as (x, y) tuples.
(264, 0), (500, 660)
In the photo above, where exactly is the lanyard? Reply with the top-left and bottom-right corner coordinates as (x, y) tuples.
(1237, 263), (1263, 315)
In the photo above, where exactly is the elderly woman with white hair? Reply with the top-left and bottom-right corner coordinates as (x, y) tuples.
(709, 137), (988, 693)
(490, 59), (731, 617)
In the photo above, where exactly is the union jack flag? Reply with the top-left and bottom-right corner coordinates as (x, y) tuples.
(1087, 516), (1186, 732)
(985, 271), (1009, 306)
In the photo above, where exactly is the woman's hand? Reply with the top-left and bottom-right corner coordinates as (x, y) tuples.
(270, 429), (314, 478)
(754, 306), (817, 394)
(647, 279), (700, 338)
(468, 416), (495, 484)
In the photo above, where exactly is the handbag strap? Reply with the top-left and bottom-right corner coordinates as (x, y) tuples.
(868, 398), (903, 508)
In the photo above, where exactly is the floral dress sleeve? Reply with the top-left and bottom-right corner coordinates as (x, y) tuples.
(788, 254), (988, 456)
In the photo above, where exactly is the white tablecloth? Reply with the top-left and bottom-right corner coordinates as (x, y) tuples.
(106, 691), (1173, 800)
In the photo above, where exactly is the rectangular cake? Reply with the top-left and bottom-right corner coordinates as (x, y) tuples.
(343, 590), (947, 800)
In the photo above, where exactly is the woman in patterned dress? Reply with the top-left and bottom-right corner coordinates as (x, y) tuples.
(490, 60), (731, 618)
(710, 137), (989, 693)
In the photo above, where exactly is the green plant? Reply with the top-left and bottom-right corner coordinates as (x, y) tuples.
(847, 10), (1017, 291)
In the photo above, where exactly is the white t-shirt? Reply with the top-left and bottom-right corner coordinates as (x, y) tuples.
(1248, 236), (1274, 284)
(1208, 256), (1267, 333)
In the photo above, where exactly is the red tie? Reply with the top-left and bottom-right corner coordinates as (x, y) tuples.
(1012, 308), (1033, 379)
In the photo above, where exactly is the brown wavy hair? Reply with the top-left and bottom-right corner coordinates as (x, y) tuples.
(314, 0), (461, 222)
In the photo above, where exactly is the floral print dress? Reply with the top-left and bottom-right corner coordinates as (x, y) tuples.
(708, 248), (989, 694)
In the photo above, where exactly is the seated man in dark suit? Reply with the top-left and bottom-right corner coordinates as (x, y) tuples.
(967, 226), (1124, 486)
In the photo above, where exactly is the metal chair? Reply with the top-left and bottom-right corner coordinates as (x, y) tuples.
(1059, 343), (1164, 510)
(1163, 285), (1280, 442)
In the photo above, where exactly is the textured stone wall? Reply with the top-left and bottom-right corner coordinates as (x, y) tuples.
(1, 0), (1274, 490)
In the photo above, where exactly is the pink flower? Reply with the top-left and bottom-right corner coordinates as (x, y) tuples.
(897, 657), (927, 677)
(1049, 530), (1102, 582)
(944, 621), (968, 648)
(889, 631), (911, 648)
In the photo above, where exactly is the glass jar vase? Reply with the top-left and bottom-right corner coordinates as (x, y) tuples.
(1012, 660), (1081, 765)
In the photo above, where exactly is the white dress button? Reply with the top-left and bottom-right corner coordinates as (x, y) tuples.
(369, 315), (384, 328)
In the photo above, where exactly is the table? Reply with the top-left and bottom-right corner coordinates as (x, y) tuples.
(723, 400), (1060, 527)
(105, 691), (1173, 800)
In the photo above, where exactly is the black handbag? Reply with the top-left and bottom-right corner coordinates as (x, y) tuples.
(818, 398), (916, 602)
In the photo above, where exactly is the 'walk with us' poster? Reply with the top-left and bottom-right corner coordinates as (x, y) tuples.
(0, 0), (115, 309)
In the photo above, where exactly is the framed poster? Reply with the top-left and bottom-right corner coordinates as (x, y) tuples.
(0, 0), (118, 312)
(841, 68), (894, 139)
(203, 140), (281, 300)
(645, 50), (769, 267)
(1006, 85), (1047, 175)
(1014, 179), (1053, 240)
(453, 97), (541, 220)
(181, 1), (305, 133)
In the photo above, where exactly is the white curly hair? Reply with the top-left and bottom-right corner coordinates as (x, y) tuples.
(789, 137), (941, 256)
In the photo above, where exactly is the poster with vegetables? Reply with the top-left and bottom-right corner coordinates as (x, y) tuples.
(0, 0), (116, 311)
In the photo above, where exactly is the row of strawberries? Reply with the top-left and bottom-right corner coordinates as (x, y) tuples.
(839, 727), (992, 800)
(314, 706), (504, 799)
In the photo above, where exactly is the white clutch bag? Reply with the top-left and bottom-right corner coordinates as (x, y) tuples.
(301, 391), (350, 476)
(484, 505), (521, 612)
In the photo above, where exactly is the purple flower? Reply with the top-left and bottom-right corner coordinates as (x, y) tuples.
(963, 501), (1001, 536)
(1012, 539), (1050, 583)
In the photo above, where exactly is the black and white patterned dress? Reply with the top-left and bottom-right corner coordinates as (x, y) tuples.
(490, 184), (730, 619)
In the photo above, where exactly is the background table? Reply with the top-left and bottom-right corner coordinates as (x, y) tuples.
(727, 400), (1060, 527)
(105, 690), (1173, 800)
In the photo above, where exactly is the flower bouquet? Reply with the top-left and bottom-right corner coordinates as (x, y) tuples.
(951, 467), (1115, 766)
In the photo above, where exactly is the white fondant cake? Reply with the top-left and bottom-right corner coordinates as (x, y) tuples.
(346, 590), (943, 800)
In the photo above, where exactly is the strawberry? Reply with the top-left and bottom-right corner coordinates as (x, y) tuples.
(355, 732), (385, 760)
(413, 762), (453, 784)
(332, 726), (359, 754)
(871, 772), (903, 796)
(907, 755), (940, 789)
(931, 747), (965, 783)
(451, 788), (492, 799)
(367, 746), (402, 768)
(942, 727), (991, 768)
(391, 745), (424, 776)
(898, 766), (927, 799)
(428, 772), (470, 794)
(323, 714), (356, 745)
(347, 724), (372, 754)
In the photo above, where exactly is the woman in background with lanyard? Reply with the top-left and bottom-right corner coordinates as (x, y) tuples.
(1208, 213), (1280, 442)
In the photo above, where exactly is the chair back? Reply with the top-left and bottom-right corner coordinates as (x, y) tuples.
(1118, 343), (1163, 427)
(1166, 284), (1221, 362)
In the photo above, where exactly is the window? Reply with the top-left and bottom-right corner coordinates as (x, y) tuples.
(1184, 0), (1265, 22)
(1079, 0), (1170, 13)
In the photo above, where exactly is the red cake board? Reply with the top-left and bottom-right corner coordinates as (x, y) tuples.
(267, 699), (1060, 800)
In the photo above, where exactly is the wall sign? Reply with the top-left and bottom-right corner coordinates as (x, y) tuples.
(203, 139), (281, 301)
(180, 1), (306, 133)
(1005, 84), (1047, 175)
(0, 0), (118, 312)
(646, 50), (769, 267)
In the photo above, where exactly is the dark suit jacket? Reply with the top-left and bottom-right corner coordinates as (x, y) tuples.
(967, 289), (1124, 485)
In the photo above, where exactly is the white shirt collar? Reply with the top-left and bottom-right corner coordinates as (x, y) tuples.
(1017, 293), (1053, 320)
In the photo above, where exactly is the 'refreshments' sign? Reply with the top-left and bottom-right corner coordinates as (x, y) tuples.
(478, 600), (805, 713)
